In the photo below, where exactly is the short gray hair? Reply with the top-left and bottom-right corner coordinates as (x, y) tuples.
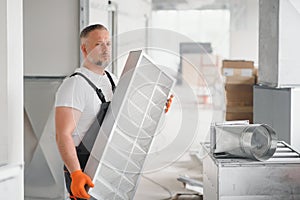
(80, 24), (108, 39)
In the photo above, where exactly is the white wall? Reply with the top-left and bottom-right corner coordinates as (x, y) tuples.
(0, 0), (24, 198)
(89, 0), (152, 76)
(278, 0), (300, 86)
(229, 0), (259, 65)
(90, 0), (151, 33)
(0, 0), (9, 165)
(24, 0), (80, 76)
(151, 10), (230, 70)
(291, 88), (300, 152)
(152, 10), (230, 56)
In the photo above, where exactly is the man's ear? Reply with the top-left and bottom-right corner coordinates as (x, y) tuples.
(80, 44), (87, 58)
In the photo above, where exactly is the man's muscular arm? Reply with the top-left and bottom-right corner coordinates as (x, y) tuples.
(55, 106), (81, 173)
(55, 107), (94, 199)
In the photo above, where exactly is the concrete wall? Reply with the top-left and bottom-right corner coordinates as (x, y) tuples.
(24, 0), (80, 76)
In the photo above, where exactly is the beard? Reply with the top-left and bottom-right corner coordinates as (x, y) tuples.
(87, 53), (111, 68)
(95, 60), (110, 68)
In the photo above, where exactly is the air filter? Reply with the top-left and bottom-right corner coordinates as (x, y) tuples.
(84, 50), (175, 199)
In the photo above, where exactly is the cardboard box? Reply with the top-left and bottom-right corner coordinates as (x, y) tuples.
(226, 87), (253, 101)
(225, 84), (253, 106)
(226, 106), (253, 113)
(226, 97), (253, 107)
(222, 60), (254, 69)
(224, 76), (256, 85)
(226, 101), (253, 107)
(225, 84), (253, 93)
(226, 93), (253, 104)
(182, 53), (221, 87)
(226, 85), (253, 99)
(201, 66), (220, 76)
(223, 68), (255, 77)
(222, 60), (256, 85)
(182, 58), (202, 86)
(201, 54), (219, 67)
(226, 112), (253, 123)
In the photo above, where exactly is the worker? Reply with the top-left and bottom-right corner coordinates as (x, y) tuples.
(55, 24), (118, 200)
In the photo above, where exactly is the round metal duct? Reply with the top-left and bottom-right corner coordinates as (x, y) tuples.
(214, 124), (277, 161)
(240, 124), (277, 161)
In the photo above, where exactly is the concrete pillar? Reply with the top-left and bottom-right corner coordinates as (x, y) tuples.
(259, 0), (300, 87)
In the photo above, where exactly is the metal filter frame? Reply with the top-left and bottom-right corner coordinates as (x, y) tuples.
(84, 50), (175, 200)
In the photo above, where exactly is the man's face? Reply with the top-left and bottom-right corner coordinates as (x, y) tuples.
(82, 29), (111, 67)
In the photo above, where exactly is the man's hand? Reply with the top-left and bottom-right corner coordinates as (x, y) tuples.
(71, 170), (95, 199)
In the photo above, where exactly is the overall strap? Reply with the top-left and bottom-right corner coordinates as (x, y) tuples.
(70, 72), (106, 103)
(105, 70), (116, 92)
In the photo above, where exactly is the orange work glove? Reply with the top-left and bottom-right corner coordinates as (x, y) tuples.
(70, 170), (95, 199)
(165, 94), (174, 113)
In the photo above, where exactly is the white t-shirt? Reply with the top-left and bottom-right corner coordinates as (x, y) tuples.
(55, 67), (118, 146)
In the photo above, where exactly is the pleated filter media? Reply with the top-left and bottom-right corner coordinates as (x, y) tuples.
(84, 50), (175, 200)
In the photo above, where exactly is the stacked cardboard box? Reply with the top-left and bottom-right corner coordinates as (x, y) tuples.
(181, 53), (220, 105)
(222, 60), (256, 123)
